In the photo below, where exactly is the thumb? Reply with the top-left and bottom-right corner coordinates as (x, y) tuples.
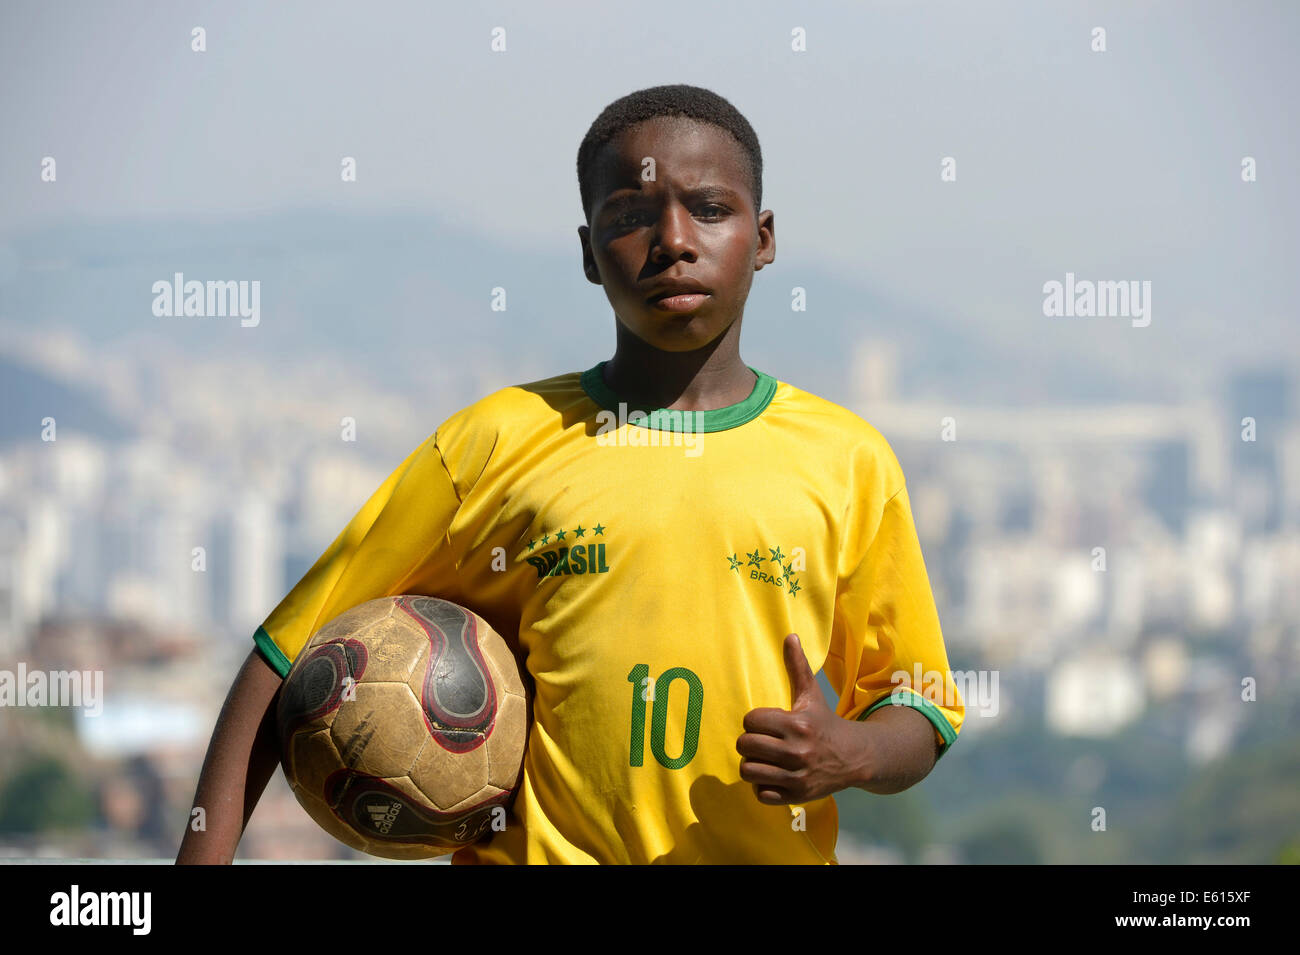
(783, 633), (821, 709)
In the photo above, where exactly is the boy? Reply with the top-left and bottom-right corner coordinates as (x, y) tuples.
(177, 84), (963, 865)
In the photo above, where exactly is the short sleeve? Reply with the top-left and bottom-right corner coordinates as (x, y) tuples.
(253, 432), (462, 678)
(824, 481), (964, 759)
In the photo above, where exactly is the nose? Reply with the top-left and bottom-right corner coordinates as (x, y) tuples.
(650, 201), (698, 264)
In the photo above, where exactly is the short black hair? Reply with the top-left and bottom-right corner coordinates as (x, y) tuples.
(577, 84), (763, 223)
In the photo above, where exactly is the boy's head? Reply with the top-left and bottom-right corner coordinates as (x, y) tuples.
(576, 84), (774, 353)
(577, 84), (763, 223)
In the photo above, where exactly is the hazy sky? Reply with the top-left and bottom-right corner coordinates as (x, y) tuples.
(2, 0), (1297, 383)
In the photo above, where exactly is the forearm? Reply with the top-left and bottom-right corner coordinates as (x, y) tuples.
(852, 702), (939, 795)
(176, 649), (284, 864)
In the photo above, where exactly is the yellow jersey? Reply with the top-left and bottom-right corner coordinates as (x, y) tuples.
(254, 361), (964, 863)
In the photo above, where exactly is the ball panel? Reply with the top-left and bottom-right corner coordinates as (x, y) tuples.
(409, 723), (490, 810)
(444, 783), (506, 817)
(382, 772), (429, 806)
(396, 595), (497, 753)
(277, 638), (367, 740)
(288, 726), (342, 796)
(329, 682), (427, 777)
(486, 691), (528, 790)
(311, 599), (393, 645)
(482, 630), (527, 699)
(350, 613), (426, 683)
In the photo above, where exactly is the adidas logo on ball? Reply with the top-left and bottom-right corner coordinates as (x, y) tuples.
(367, 802), (402, 835)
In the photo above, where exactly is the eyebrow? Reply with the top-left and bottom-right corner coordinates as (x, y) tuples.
(602, 184), (740, 209)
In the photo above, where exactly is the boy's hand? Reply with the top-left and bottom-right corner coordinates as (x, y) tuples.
(736, 633), (875, 804)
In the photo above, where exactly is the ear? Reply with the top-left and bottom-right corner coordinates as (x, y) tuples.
(578, 225), (601, 285)
(753, 209), (775, 271)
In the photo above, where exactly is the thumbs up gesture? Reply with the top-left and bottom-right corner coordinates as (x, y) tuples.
(737, 633), (873, 805)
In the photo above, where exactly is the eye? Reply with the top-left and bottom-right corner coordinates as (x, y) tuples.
(697, 204), (728, 219)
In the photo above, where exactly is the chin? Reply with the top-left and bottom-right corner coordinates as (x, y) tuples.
(622, 316), (731, 353)
(634, 331), (717, 353)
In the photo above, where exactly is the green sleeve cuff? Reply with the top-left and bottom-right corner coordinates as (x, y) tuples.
(856, 687), (959, 760)
(253, 626), (292, 679)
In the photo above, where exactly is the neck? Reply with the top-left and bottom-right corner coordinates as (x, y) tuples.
(603, 320), (756, 412)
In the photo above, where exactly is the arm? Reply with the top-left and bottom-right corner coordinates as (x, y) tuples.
(738, 633), (938, 803)
(741, 456), (962, 803)
(176, 430), (463, 863)
(175, 648), (283, 864)
(854, 697), (938, 793)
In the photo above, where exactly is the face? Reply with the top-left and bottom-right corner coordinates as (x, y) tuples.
(578, 117), (775, 352)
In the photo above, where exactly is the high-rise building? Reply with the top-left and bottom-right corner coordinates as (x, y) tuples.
(1228, 368), (1291, 534)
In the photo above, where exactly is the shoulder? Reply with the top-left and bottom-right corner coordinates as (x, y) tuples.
(766, 375), (906, 497)
(439, 370), (588, 433)
(431, 370), (590, 481)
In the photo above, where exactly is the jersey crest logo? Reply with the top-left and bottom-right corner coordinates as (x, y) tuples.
(522, 522), (612, 578)
(727, 544), (803, 598)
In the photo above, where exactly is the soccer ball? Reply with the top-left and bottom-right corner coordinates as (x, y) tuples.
(276, 595), (528, 859)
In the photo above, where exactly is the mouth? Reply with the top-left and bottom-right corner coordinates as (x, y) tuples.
(645, 277), (712, 312)
(648, 292), (710, 312)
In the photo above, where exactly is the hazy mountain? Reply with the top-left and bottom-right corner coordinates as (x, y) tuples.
(0, 209), (1144, 414)
(0, 352), (134, 447)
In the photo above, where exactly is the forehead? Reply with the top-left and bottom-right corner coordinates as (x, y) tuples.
(591, 116), (748, 197)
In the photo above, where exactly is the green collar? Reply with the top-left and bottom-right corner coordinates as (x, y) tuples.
(580, 361), (778, 433)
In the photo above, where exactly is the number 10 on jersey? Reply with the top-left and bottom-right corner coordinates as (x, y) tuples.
(627, 664), (704, 769)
